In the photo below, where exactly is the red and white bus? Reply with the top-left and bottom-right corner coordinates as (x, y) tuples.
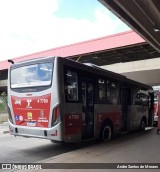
(153, 91), (158, 126)
(7, 56), (154, 143)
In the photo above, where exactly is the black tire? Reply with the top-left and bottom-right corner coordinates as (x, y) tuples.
(140, 118), (146, 131)
(100, 123), (112, 142)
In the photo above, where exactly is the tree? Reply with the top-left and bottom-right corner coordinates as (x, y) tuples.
(1, 92), (7, 103)
(0, 92), (7, 112)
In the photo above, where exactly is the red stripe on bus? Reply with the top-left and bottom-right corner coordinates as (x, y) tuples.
(65, 126), (82, 135)
(65, 113), (82, 135)
(97, 112), (121, 129)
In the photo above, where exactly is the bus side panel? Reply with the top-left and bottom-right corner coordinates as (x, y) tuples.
(48, 57), (64, 141)
(127, 105), (148, 131)
(95, 104), (122, 138)
(59, 58), (83, 143)
(8, 68), (16, 125)
(63, 103), (82, 143)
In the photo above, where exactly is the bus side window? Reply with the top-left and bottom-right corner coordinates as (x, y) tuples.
(107, 80), (118, 105)
(65, 70), (78, 101)
(134, 91), (149, 106)
(98, 79), (106, 103)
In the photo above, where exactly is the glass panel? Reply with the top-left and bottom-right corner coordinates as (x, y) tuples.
(98, 79), (106, 103)
(11, 63), (53, 88)
(82, 82), (86, 123)
(65, 70), (78, 101)
(134, 90), (149, 106)
(87, 83), (93, 108)
(107, 80), (118, 104)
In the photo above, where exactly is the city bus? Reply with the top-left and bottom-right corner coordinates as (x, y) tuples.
(153, 91), (159, 126)
(7, 56), (154, 143)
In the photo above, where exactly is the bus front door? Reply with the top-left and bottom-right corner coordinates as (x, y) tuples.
(81, 80), (94, 140)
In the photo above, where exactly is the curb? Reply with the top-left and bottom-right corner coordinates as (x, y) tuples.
(0, 121), (9, 134)
(0, 130), (9, 135)
(3, 130), (9, 134)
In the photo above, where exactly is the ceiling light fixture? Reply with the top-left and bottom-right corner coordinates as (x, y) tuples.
(92, 55), (99, 59)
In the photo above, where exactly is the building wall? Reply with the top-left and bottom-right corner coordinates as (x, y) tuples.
(101, 57), (160, 86)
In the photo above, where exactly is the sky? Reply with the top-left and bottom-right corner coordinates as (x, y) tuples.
(0, 0), (130, 62)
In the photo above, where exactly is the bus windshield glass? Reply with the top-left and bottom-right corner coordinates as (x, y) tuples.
(11, 63), (53, 88)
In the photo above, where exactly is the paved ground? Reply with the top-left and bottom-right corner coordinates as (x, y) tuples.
(0, 121), (9, 134)
(35, 128), (160, 172)
(0, 127), (158, 172)
(0, 112), (8, 124)
(0, 135), (79, 165)
(1, 122), (160, 172)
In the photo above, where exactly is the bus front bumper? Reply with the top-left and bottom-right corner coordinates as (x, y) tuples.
(8, 120), (63, 141)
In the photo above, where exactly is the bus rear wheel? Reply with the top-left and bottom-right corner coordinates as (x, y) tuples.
(100, 123), (112, 142)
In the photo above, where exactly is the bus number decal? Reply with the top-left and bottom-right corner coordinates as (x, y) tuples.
(69, 114), (80, 120)
(37, 99), (48, 104)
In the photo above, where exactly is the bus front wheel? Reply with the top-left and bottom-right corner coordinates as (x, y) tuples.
(100, 123), (112, 142)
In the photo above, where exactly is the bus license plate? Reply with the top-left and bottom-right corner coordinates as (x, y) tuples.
(27, 122), (36, 127)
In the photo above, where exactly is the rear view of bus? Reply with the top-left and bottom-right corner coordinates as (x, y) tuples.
(7, 57), (62, 141)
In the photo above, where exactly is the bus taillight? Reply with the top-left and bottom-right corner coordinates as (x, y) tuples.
(7, 105), (13, 124)
(51, 105), (60, 127)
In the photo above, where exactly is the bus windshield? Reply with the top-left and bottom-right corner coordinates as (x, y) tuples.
(11, 63), (53, 88)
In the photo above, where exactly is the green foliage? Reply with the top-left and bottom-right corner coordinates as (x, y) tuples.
(0, 92), (7, 103)
(0, 92), (7, 112)
(0, 103), (5, 112)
